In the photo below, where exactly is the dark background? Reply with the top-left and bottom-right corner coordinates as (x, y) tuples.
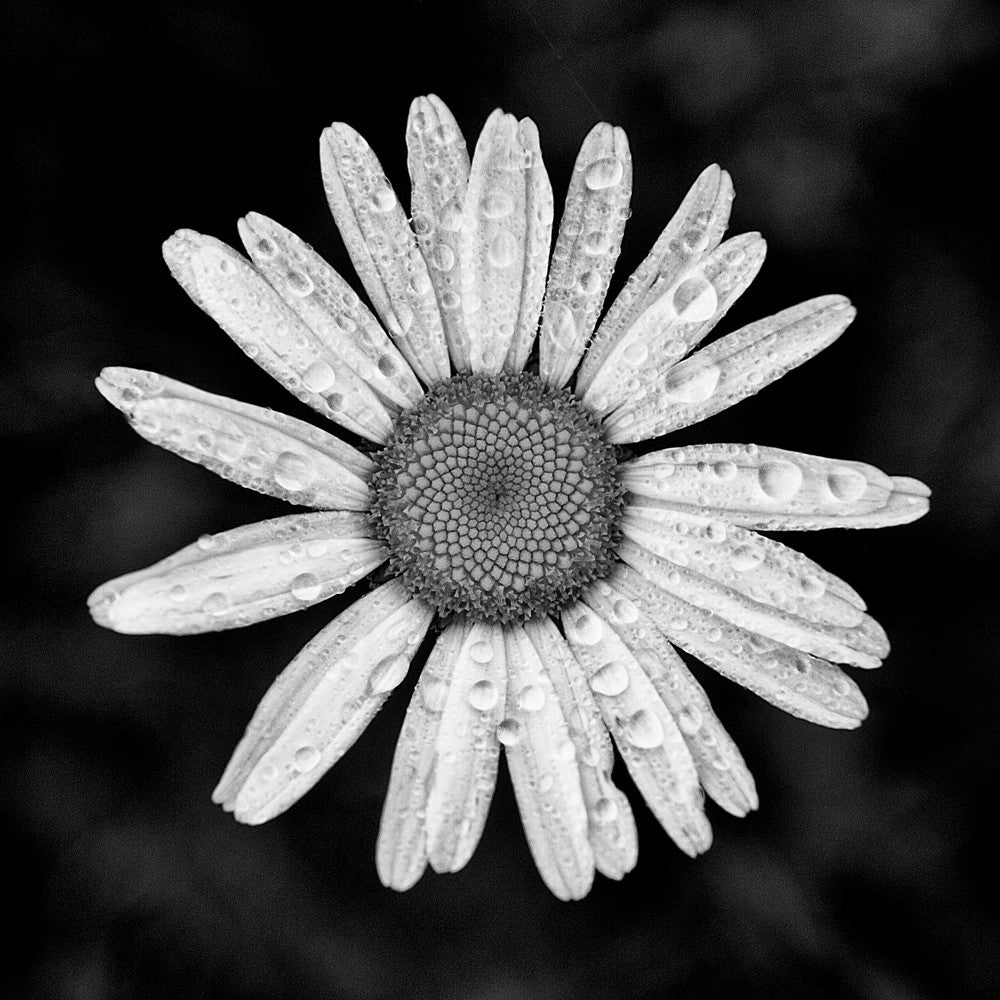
(4, 1), (999, 997)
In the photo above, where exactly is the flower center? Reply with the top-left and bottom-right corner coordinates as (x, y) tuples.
(370, 372), (624, 624)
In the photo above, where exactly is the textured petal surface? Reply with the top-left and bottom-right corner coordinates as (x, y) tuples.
(406, 95), (472, 372)
(212, 582), (433, 824)
(613, 564), (870, 728)
(96, 368), (372, 510)
(538, 123), (632, 388)
(524, 617), (638, 880)
(88, 513), (385, 634)
(320, 122), (450, 385)
(583, 233), (767, 428)
(576, 164), (734, 395)
(618, 537), (886, 669)
(163, 230), (394, 442)
(580, 586), (757, 817)
(621, 444), (931, 529)
(237, 212), (422, 410)
(376, 622), (506, 890)
(604, 295), (855, 441)
(502, 626), (594, 900)
(459, 112), (553, 374)
(561, 604), (712, 855)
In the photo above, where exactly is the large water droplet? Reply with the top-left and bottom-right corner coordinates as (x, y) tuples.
(584, 156), (624, 190)
(274, 451), (315, 492)
(481, 190), (514, 219)
(676, 705), (703, 735)
(370, 654), (409, 693)
(622, 341), (648, 366)
(625, 709), (664, 749)
(612, 598), (639, 623)
(497, 717), (523, 746)
(290, 572), (321, 602)
(661, 363), (721, 403)
(371, 187), (397, 212)
(203, 592), (229, 616)
(758, 461), (803, 500)
(566, 611), (603, 645)
(430, 243), (455, 272)
(732, 545), (764, 572)
(286, 270), (314, 297)
(517, 684), (545, 712)
(302, 360), (337, 393)
(469, 679), (499, 712)
(672, 275), (718, 321)
(293, 745), (321, 772)
(488, 231), (517, 267)
(470, 640), (493, 664)
(827, 467), (867, 502)
(589, 661), (629, 697)
(593, 796), (618, 824)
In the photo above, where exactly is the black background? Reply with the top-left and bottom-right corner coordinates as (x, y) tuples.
(5, 1), (999, 998)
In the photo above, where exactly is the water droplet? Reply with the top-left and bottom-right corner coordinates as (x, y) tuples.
(827, 467), (867, 502)
(593, 796), (618, 824)
(286, 270), (314, 297)
(677, 705), (703, 735)
(370, 654), (409, 693)
(293, 745), (321, 772)
(622, 341), (648, 366)
(438, 199), (463, 231)
(713, 461), (737, 480)
(578, 270), (602, 295)
(469, 679), (499, 711)
(481, 190), (514, 219)
(430, 243), (455, 271)
(168, 584), (186, 602)
(672, 275), (718, 321)
(589, 661), (629, 697)
(517, 684), (545, 712)
(732, 545), (764, 572)
(421, 676), (448, 712)
(800, 574), (826, 599)
(567, 611), (603, 645)
(556, 740), (576, 762)
(584, 156), (624, 190)
(290, 572), (321, 602)
(625, 709), (664, 749)
(488, 230), (517, 267)
(196, 534), (216, 551)
(470, 640), (493, 664)
(274, 451), (315, 492)
(612, 598), (639, 623)
(758, 461), (803, 500)
(203, 592), (229, 616)
(371, 186), (397, 212)
(661, 363), (721, 403)
(497, 717), (523, 746)
(302, 360), (337, 393)
(583, 230), (611, 255)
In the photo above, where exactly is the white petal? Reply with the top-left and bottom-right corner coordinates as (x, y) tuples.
(96, 368), (372, 510)
(576, 164), (734, 395)
(539, 123), (632, 388)
(580, 586), (758, 817)
(320, 122), (451, 385)
(561, 604), (713, 855)
(612, 564), (870, 729)
(621, 443), (931, 529)
(459, 112), (553, 374)
(212, 582), (433, 824)
(406, 95), (473, 373)
(237, 212), (422, 410)
(163, 231), (394, 443)
(88, 512), (385, 634)
(604, 295), (855, 441)
(618, 537), (886, 669)
(502, 626), (594, 900)
(524, 617), (638, 880)
(376, 622), (506, 889)
(582, 233), (767, 426)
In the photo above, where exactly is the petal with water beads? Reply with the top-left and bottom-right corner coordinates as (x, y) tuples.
(583, 233), (767, 424)
(376, 622), (506, 889)
(237, 212), (422, 410)
(212, 581), (433, 824)
(604, 295), (855, 442)
(88, 512), (385, 635)
(163, 230), (394, 443)
(502, 626), (594, 900)
(612, 564), (869, 729)
(581, 584), (757, 817)
(459, 112), (553, 374)
(320, 122), (450, 385)
(561, 603), (713, 855)
(96, 368), (372, 511)
(617, 537), (886, 669)
(539, 123), (632, 388)
(576, 164), (734, 394)
(621, 444), (931, 529)
(406, 95), (473, 373)
(524, 616), (638, 881)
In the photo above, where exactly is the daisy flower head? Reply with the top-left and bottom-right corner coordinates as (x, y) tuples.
(89, 95), (930, 900)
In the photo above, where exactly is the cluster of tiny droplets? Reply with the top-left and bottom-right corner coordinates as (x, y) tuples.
(370, 372), (625, 624)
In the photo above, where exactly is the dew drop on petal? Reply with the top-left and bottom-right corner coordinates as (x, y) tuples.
(470, 640), (494, 664)
(422, 677), (448, 713)
(589, 661), (630, 697)
(497, 717), (523, 746)
(302, 360), (337, 393)
(290, 572), (321, 602)
(274, 451), (315, 492)
(758, 461), (803, 501)
(468, 679), (499, 712)
(677, 705), (703, 735)
(292, 745), (321, 772)
(488, 231), (518, 268)
(517, 684), (545, 712)
(672, 275), (718, 321)
(732, 545), (764, 572)
(566, 610), (603, 645)
(369, 654), (409, 693)
(625, 709), (664, 749)
(622, 341), (648, 367)
(612, 597), (639, 623)
(661, 363), (721, 403)
(827, 467), (867, 502)
(593, 796), (619, 824)
(584, 156), (624, 190)
(286, 270), (314, 297)
(203, 592), (229, 616)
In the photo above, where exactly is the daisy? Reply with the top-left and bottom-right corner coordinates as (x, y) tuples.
(89, 95), (930, 900)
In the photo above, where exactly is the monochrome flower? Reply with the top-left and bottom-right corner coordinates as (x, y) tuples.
(89, 95), (929, 899)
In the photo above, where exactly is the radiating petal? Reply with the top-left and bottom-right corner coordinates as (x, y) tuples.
(237, 212), (422, 409)
(612, 564), (869, 729)
(96, 368), (372, 510)
(502, 626), (594, 900)
(618, 537), (885, 669)
(604, 295), (855, 441)
(524, 617), (638, 880)
(320, 122), (451, 385)
(539, 123), (632, 388)
(88, 513), (385, 634)
(163, 230), (394, 443)
(579, 586), (757, 817)
(561, 604), (712, 855)
(621, 443), (931, 529)
(582, 233), (767, 425)
(376, 622), (506, 889)
(212, 582), (433, 824)
(576, 164), (735, 395)
(406, 95), (473, 373)
(459, 112), (553, 374)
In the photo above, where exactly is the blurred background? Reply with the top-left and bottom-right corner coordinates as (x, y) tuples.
(4, 0), (999, 997)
